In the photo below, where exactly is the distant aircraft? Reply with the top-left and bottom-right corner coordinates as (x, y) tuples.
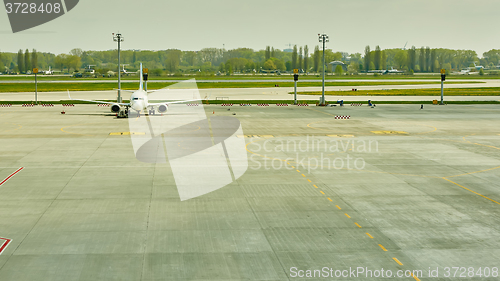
(68, 63), (199, 117)
(472, 63), (484, 71)
(121, 65), (135, 75)
(459, 69), (470, 75)
(368, 67), (403, 74)
(43, 66), (53, 75)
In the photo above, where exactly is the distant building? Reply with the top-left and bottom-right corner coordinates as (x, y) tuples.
(329, 61), (347, 72)
(283, 48), (293, 53)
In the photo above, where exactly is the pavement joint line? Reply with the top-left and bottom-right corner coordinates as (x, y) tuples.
(320, 190), (325, 195)
(246, 161), (295, 278)
(6, 136), (108, 264)
(355, 222), (362, 228)
(442, 177), (500, 206)
(393, 258), (403, 266)
(378, 244), (388, 251)
(246, 126), (500, 275)
(336, 205), (341, 210)
(246, 137), (498, 179)
(344, 213), (351, 218)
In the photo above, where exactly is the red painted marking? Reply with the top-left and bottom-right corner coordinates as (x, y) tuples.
(0, 237), (12, 254)
(0, 167), (24, 186)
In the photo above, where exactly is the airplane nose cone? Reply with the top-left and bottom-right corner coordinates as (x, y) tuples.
(132, 101), (143, 111)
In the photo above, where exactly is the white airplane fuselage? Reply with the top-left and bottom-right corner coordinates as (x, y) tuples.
(130, 89), (149, 112)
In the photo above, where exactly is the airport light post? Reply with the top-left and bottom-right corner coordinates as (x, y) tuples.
(440, 69), (446, 105)
(293, 69), (299, 105)
(33, 68), (38, 104)
(113, 33), (124, 103)
(318, 33), (329, 106)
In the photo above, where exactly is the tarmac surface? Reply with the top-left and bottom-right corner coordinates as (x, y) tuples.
(0, 104), (499, 280)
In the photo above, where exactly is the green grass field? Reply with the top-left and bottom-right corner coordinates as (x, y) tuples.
(0, 81), (484, 92)
(297, 87), (500, 96)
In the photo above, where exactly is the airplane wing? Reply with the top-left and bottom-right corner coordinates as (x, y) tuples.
(67, 91), (129, 106)
(113, 89), (136, 94)
(148, 99), (202, 106)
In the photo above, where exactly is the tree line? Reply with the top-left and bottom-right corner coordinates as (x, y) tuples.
(1, 46), (499, 75)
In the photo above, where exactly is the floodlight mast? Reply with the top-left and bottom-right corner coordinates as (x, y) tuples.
(113, 33), (124, 103)
(318, 33), (329, 105)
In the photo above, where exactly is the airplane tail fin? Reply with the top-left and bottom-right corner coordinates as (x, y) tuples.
(139, 63), (143, 91)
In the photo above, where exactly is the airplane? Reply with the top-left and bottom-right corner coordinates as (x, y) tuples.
(458, 69), (470, 75)
(368, 67), (403, 74)
(43, 66), (53, 75)
(68, 63), (199, 118)
(121, 65), (135, 75)
(386, 67), (404, 74)
(472, 63), (484, 71)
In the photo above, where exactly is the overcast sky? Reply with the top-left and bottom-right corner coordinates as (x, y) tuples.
(1, 0), (498, 57)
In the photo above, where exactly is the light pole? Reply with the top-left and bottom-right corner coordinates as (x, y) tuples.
(318, 33), (329, 105)
(113, 33), (124, 103)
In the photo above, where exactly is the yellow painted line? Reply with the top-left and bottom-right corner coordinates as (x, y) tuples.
(1, 123), (22, 133)
(354, 222), (362, 228)
(296, 170), (300, 173)
(415, 125), (437, 135)
(344, 213), (351, 218)
(371, 130), (408, 135)
(447, 165), (500, 178)
(313, 184), (318, 188)
(378, 244), (387, 251)
(61, 122), (101, 136)
(443, 178), (500, 205)
(411, 273), (421, 281)
(320, 191), (325, 195)
(307, 179), (311, 182)
(365, 232), (373, 239)
(393, 257), (403, 266)
(327, 198), (332, 202)
(336, 205), (341, 210)
(291, 166), (295, 169)
(301, 174), (306, 177)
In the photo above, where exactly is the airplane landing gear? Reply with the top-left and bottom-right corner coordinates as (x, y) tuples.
(117, 109), (129, 118)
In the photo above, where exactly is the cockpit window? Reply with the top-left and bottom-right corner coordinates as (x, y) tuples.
(133, 98), (139, 100)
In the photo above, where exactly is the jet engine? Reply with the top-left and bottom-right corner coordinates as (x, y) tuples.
(110, 104), (121, 113)
(158, 104), (168, 113)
